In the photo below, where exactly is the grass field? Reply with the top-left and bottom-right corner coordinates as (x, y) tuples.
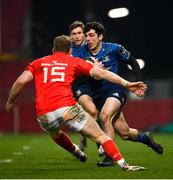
(0, 132), (172, 179)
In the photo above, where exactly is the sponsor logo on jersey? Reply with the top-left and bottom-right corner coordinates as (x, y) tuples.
(106, 66), (112, 70)
(87, 57), (96, 62)
(119, 46), (127, 55)
(102, 56), (110, 62)
(41, 61), (68, 67)
(113, 93), (120, 97)
(122, 97), (124, 103)
(76, 90), (82, 97)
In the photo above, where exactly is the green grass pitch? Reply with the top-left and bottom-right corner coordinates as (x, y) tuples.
(0, 132), (172, 179)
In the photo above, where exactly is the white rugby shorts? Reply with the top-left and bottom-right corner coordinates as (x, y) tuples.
(37, 104), (89, 132)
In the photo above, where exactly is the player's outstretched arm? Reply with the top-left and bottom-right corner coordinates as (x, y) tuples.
(6, 70), (33, 112)
(89, 66), (147, 96)
(125, 82), (147, 97)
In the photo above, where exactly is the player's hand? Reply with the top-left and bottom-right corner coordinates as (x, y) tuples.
(94, 61), (104, 69)
(6, 99), (14, 112)
(86, 57), (104, 69)
(127, 81), (147, 96)
(134, 89), (145, 97)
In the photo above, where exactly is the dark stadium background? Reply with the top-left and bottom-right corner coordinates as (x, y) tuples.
(1, 0), (173, 133)
(31, 0), (172, 79)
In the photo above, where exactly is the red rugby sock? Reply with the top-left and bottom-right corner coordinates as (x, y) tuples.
(52, 131), (75, 153)
(102, 139), (123, 161)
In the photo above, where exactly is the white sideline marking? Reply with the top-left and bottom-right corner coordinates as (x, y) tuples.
(13, 152), (23, 155)
(22, 145), (30, 151)
(0, 159), (13, 163)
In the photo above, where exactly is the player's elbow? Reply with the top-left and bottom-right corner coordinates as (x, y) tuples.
(16, 71), (33, 85)
(15, 79), (27, 87)
(16, 76), (29, 86)
(90, 67), (102, 80)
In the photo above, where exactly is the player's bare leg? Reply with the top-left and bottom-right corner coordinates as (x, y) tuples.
(114, 112), (163, 155)
(80, 115), (145, 171)
(78, 95), (99, 119)
(79, 133), (87, 151)
(78, 94), (99, 151)
(49, 130), (87, 162)
(97, 97), (121, 167)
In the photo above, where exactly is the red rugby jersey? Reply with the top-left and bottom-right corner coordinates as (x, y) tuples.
(26, 52), (93, 116)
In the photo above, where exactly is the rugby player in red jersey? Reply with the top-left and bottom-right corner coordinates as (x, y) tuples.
(6, 35), (146, 171)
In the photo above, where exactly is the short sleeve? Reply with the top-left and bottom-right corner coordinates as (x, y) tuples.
(25, 61), (35, 76)
(75, 57), (94, 76)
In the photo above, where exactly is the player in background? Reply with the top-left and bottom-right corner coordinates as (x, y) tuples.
(72, 21), (163, 166)
(69, 21), (88, 151)
(69, 20), (86, 55)
(5, 35), (147, 171)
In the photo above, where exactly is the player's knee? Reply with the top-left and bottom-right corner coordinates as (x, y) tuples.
(49, 130), (61, 139)
(88, 108), (98, 119)
(118, 128), (130, 140)
(99, 112), (111, 125)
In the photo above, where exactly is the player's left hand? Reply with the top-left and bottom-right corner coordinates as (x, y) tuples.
(94, 61), (104, 69)
(127, 81), (147, 96)
(134, 89), (146, 97)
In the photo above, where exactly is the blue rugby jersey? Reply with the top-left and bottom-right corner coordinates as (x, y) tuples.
(71, 41), (86, 57)
(72, 42), (130, 92)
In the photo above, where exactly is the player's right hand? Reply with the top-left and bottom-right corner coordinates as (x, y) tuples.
(5, 100), (14, 112)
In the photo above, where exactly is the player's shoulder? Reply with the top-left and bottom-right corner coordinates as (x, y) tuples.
(35, 54), (52, 61)
(72, 42), (86, 52)
(72, 44), (88, 58)
(104, 41), (121, 48)
(77, 43), (88, 52)
(103, 42), (122, 52)
(71, 56), (84, 63)
(30, 54), (53, 67)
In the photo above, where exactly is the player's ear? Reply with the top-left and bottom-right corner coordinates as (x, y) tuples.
(68, 48), (72, 55)
(99, 34), (103, 41)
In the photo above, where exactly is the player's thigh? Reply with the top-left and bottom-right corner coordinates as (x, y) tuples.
(113, 112), (130, 135)
(99, 97), (121, 121)
(78, 94), (98, 118)
(81, 116), (109, 144)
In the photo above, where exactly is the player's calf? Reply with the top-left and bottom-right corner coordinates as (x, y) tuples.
(79, 133), (87, 152)
(73, 144), (87, 162)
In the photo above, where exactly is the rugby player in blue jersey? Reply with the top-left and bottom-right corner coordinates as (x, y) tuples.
(72, 21), (163, 166)
(69, 21), (108, 152)
(69, 21), (86, 56)
(69, 21), (88, 151)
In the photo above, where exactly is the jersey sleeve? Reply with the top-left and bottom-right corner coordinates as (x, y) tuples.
(74, 57), (94, 76)
(25, 61), (35, 76)
(115, 44), (130, 62)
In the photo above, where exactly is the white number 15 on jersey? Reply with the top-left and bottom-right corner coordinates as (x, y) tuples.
(43, 66), (65, 83)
